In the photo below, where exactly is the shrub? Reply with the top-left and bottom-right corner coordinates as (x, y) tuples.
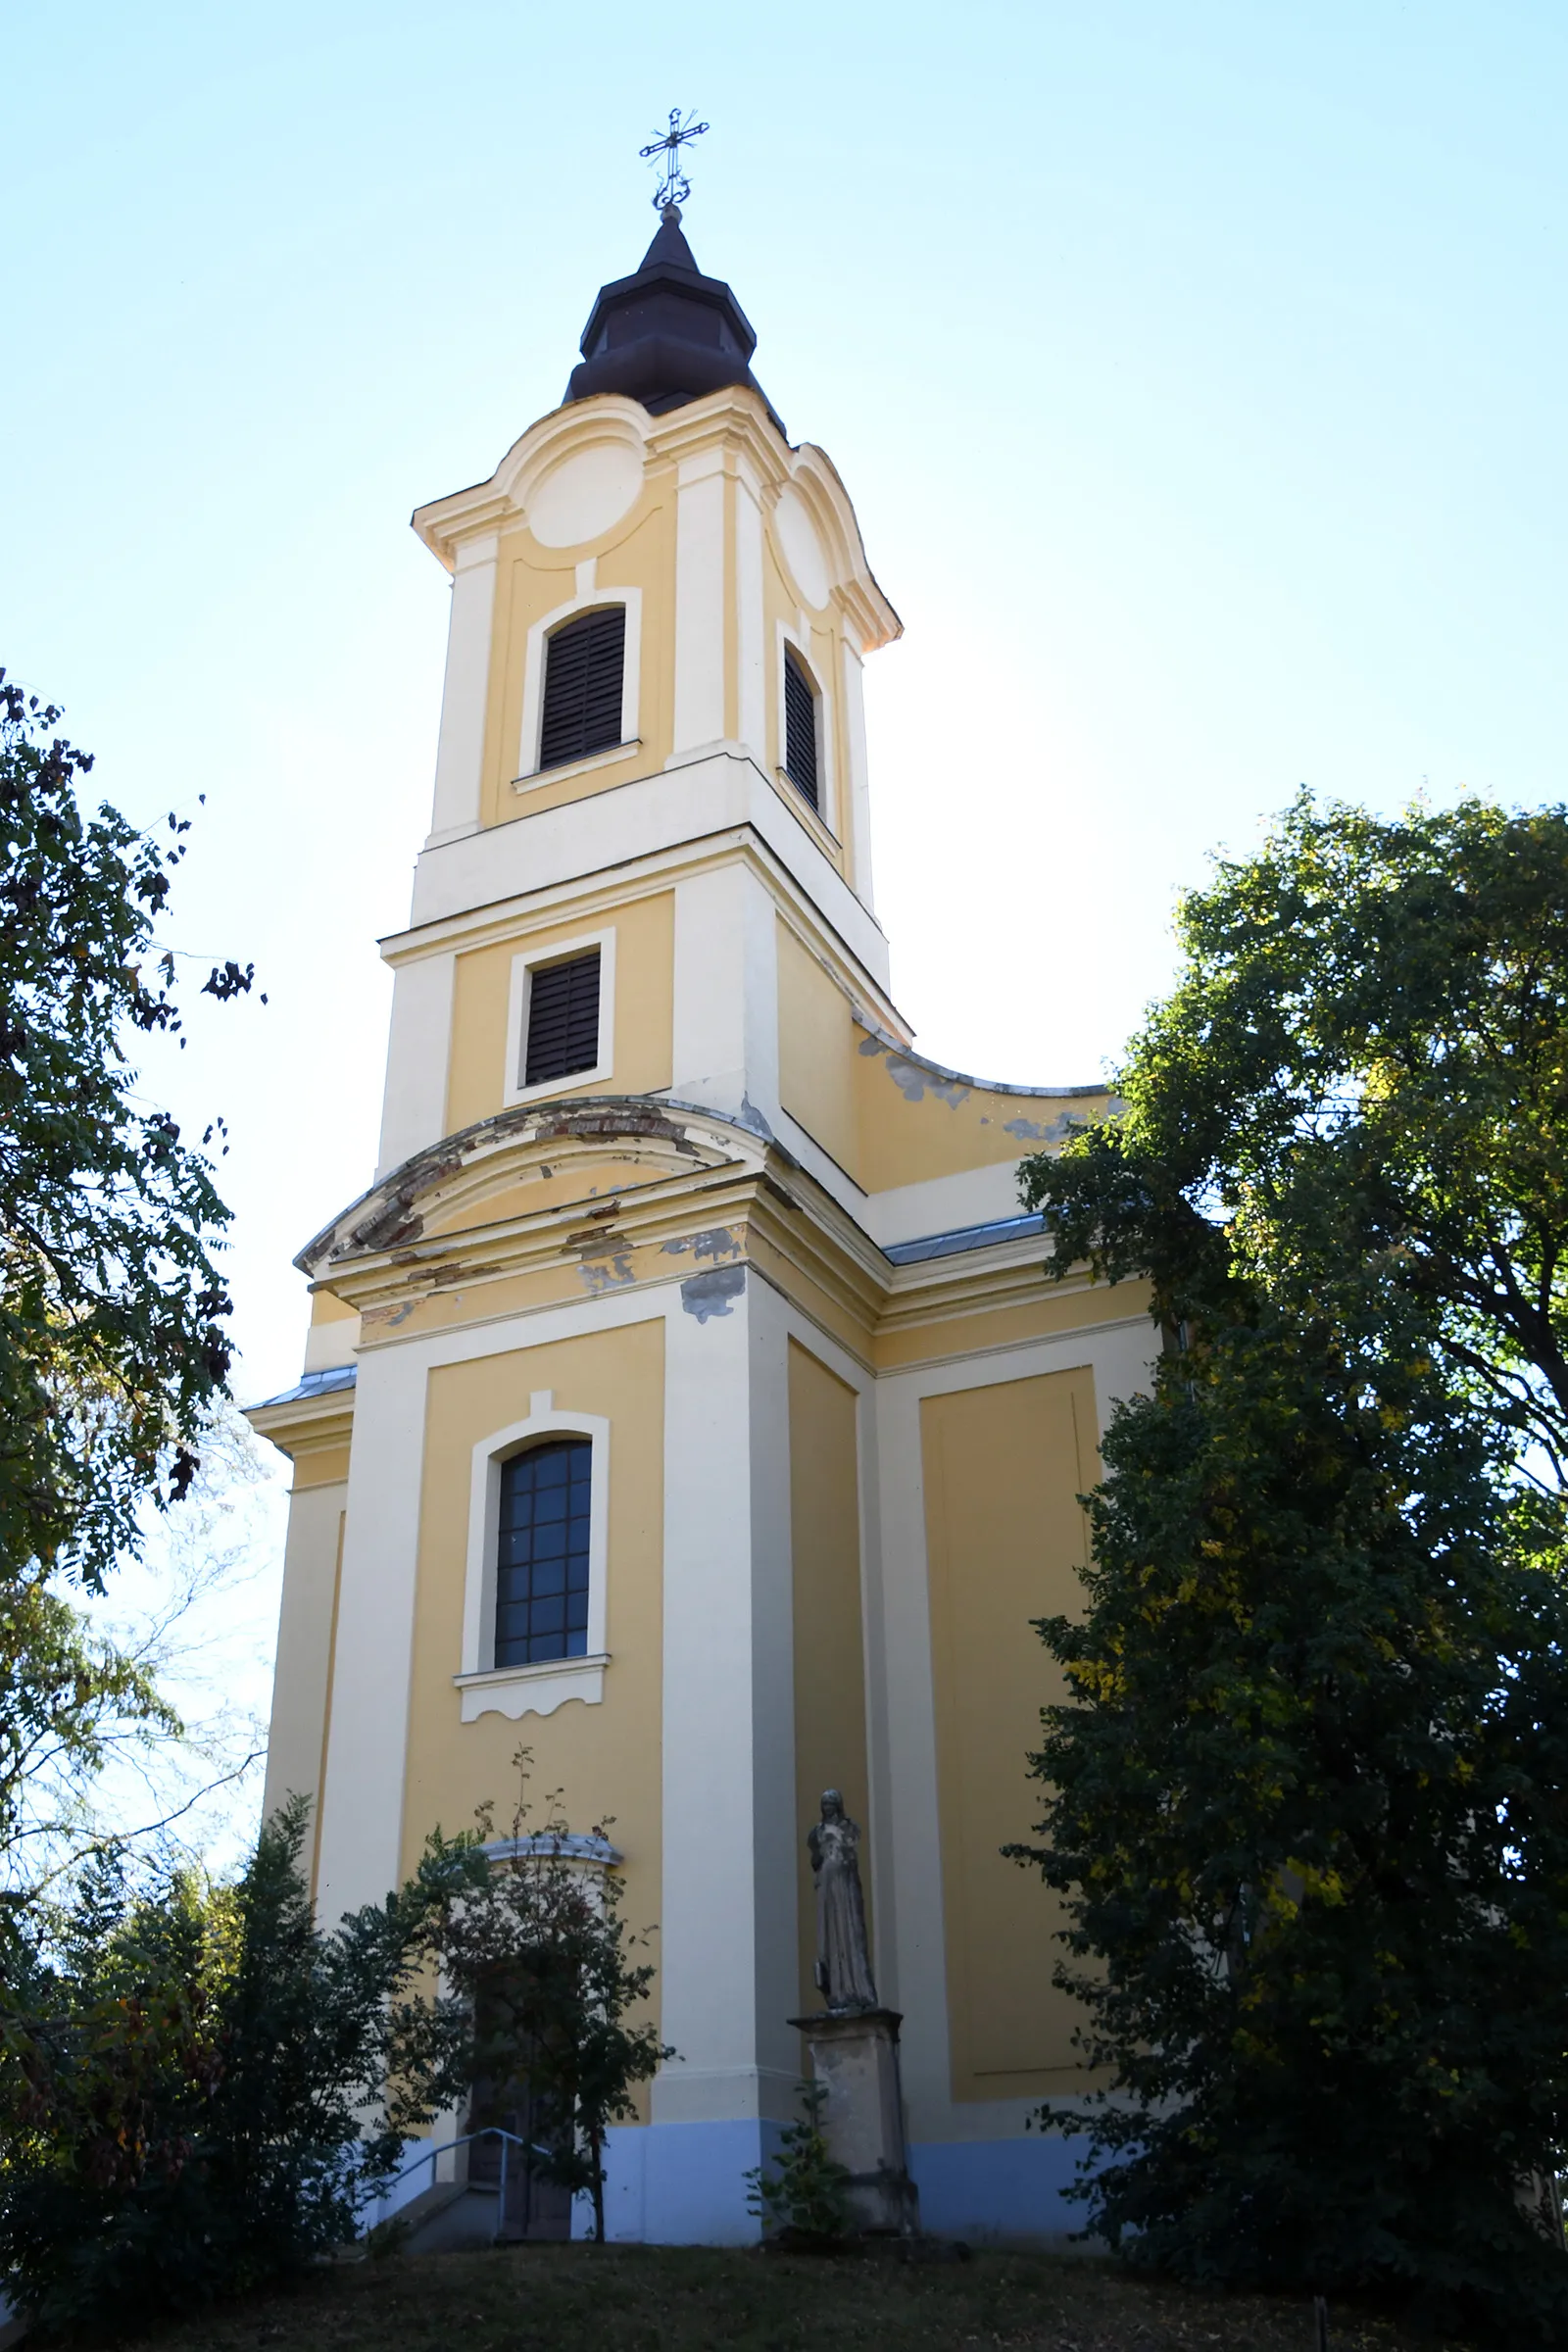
(0, 1799), (480, 2335)
(747, 2082), (854, 2243)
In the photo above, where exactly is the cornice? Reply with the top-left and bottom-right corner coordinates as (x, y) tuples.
(244, 1391), (355, 1456)
(376, 819), (912, 1047)
(781, 443), (901, 653)
(297, 1097), (772, 1283)
(411, 396), (654, 571)
(644, 384), (791, 482)
(408, 386), (901, 656)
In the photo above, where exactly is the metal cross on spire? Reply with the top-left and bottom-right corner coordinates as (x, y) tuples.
(639, 108), (709, 215)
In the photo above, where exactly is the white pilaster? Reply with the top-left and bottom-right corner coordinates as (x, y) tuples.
(746, 1270), (801, 2084)
(734, 464), (766, 766)
(671, 454), (727, 755)
(426, 531), (498, 847)
(841, 632), (874, 913)
(314, 1342), (430, 1921)
(654, 1270), (798, 2125)
(669, 863), (780, 1124)
(375, 952), (456, 1177)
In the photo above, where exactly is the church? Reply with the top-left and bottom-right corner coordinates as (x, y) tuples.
(250, 180), (1153, 2244)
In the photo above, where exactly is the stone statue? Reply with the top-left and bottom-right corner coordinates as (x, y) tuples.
(808, 1789), (878, 2014)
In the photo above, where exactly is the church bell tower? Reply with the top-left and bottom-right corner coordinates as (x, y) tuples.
(252, 180), (1147, 2246)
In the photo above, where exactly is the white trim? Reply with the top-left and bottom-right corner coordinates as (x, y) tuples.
(516, 585), (643, 783)
(426, 532), (498, 846)
(502, 926), (616, 1107)
(775, 621), (836, 838)
(840, 630), (874, 910)
(375, 951), (457, 1180)
(513, 738), (641, 795)
(654, 1264), (802, 2126)
(458, 1402), (611, 1686)
(405, 747), (893, 990)
(864, 1163), (1032, 1250)
(734, 462), (766, 764)
(483, 1831), (622, 1866)
(457, 1653), (610, 1723)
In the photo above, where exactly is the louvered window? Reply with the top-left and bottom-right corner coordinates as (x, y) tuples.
(523, 950), (602, 1088)
(538, 606), (625, 771)
(495, 1440), (592, 1667)
(783, 648), (819, 810)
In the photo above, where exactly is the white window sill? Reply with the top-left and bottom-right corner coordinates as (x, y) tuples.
(454, 1653), (609, 1723)
(774, 767), (840, 855)
(513, 741), (642, 794)
(504, 1057), (612, 1110)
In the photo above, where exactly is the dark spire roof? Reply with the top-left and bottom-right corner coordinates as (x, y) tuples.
(565, 209), (786, 438)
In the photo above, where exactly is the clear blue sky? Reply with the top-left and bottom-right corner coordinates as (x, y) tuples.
(5, 0), (1565, 1409)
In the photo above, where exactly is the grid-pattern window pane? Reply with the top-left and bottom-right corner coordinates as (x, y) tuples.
(495, 1441), (592, 1668)
(783, 649), (819, 809)
(538, 607), (625, 771)
(524, 950), (601, 1088)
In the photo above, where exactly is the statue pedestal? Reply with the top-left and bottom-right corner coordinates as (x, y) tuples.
(789, 2007), (920, 2235)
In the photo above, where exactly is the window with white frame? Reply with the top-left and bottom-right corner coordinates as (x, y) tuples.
(538, 607), (625, 771)
(523, 950), (601, 1087)
(515, 586), (642, 788)
(457, 1402), (612, 1718)
(503, 929), (615, 1106)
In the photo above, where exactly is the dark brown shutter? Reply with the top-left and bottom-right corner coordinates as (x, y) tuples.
(783, 648), (819, 809)
(523, 949), (602, 1087)
(538, 607), (625, 771)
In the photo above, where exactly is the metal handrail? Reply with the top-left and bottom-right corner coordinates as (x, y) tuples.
(380, 2125), (560, 2234)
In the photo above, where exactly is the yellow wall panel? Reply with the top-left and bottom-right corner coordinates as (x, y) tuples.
(445, 888), (675, 1135)
(482, 497), (676, 828)
(856, 1037), (1109, 1195)
(788, 1341), (869, 2015)
(921, 1366), (1098, 2100)
(777, 922), (862, 1181)
(403, 1318), (665, 2095)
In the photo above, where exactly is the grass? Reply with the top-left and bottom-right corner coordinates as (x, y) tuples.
(119, 2243), (1465, 2352)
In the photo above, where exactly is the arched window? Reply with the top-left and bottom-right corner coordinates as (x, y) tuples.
(538, 607), (625, 771)
(783, 647), (819, 810)
(495, 1440), (592, 1667)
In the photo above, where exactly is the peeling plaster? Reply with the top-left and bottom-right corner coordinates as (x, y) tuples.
(887, 1056), (968, 1109)
(857, 1033), (968, 1109)
(1003, 1112), (1073, 1144)
(661, 1228), (741, 1263)
(579, 1253), (635, 1294)
(680, 1264), (746, 1321)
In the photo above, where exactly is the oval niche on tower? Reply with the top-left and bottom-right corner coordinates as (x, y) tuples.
(526, 441), (645, 549)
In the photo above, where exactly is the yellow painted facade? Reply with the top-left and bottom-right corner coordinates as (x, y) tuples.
(921, 1370), (1098, 2101)
(251, 209), (1153, 2244)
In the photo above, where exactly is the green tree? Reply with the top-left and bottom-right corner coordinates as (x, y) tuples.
(1029, 793), (1568, 1493)
(424, 1758), (672, 2244)
(0, 1573), (179, 1911)
(0, 1800), (484, 2335)
(0, 673), (250, 1592)
(0, 675), (256, 1900)
(1012, 794), (1568, 2344)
